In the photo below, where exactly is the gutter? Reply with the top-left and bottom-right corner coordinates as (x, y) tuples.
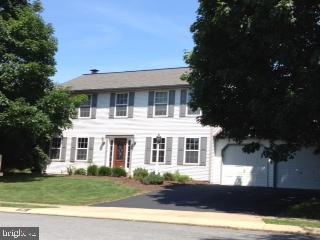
(68, 84), (190, 94)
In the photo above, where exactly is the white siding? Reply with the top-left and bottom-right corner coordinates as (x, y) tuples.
(47, 89), (216, 181)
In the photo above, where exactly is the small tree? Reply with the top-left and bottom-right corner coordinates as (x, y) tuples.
(0, 1), (85, 172)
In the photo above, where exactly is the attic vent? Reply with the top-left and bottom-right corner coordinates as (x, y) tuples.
(90, 69), (99, 74)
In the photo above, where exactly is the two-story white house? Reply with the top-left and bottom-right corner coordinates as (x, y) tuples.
(47, 67), (320, 190)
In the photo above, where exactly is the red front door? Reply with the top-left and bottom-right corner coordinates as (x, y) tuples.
(113, 138), (127, 168)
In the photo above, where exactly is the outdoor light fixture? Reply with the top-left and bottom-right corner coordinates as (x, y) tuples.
(130, 141), (136, 149)
(156, 134), (162, 144)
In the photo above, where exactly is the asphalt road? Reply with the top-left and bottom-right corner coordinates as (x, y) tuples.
(0, 212), (317, 240)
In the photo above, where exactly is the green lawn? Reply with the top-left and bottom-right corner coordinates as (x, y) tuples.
(0, 203), (51, 208)
(263, 218), (320, 229)
(0, 175), (139, 205)
(263, 198), (320, 229)
(284, 198), (320, 220)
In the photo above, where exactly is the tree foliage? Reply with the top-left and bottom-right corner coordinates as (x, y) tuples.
(184, 0), (320, 161)
(0, 0), (84, 172)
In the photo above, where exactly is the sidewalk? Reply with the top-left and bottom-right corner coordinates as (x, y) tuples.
(0, 204), (319, 236)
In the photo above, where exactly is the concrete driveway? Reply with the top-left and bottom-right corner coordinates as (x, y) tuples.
(95, 184), (320, 216)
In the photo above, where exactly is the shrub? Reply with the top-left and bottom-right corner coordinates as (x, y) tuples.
(66, 166), (75, 176)
(112, 167), (127, 177)
(87, 165), (98, 176)
(163, 171), (192, 183)
(172, 171), (192, 184)
(142, 172), (164, 185)
(98, 166), (112, 176)
(133, 168), (148, 181)
(163, 172), (175, 181)
(176, 174), (192, 184)
(74, 168), (86, 175)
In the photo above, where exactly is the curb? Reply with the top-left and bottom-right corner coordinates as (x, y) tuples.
(0, 206), (319, 236)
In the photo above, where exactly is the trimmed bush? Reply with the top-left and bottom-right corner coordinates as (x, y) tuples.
(163, 172), (175, 181)
(176, 174), (192, 184)
(74, 168), (86, 175)
(172, 171), (192, 184)
(112, 167), (127, 177)
(163, 171), (192, 183)
(87, 165), (98, 176)
(133, 168), (148, 181)
(142, 172), (164, 185)
(98, 166), (112, 176)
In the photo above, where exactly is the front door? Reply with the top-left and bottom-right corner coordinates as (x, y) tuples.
(113, 138), (127, 168)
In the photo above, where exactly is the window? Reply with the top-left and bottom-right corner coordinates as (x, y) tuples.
(187, 91), (200, 115)
(79, 95), (92, 118)
(154, 91), (168, 116)
(185, 138), (199, 164)
(152, 138), (165, 163)
(77, 138), (88, 160)
(116, 93), (128, 117)
(50, 138), (61, 160)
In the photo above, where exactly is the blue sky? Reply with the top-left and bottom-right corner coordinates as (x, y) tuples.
(40, 0), (198, 83)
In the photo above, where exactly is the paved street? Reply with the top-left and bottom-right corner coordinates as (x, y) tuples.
(0, 212), (317, 240)
(95, 184), (320, 216)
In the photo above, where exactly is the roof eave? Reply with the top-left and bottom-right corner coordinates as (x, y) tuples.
(68, 84), (190, 93)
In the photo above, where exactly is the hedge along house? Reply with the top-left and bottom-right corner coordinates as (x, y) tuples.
(46, 67), (320, 190)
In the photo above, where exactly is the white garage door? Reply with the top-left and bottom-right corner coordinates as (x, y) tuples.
(277, 148), (320, 189)
(221, 145), (270, 187)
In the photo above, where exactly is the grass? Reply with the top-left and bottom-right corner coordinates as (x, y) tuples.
(263, 198), (320, 229)
(263, 218), (320, 229)
(284, 198), (320, 220)
(0, 203), (51, 208)
(0, 174), (139, 205)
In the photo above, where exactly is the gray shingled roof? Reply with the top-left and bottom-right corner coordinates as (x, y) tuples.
(63, 67), (190, 92)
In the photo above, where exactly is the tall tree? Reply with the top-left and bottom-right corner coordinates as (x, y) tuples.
(184, 0), (320, 161)
(0, 0), (84, 172)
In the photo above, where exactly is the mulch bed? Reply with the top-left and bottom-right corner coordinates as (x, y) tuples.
(65, 175), (209, 193)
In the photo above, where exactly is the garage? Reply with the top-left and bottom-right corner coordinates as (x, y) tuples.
(219, 143), (320, 190)
(276, 148), (320, 189)
(221, 145), (271, 187)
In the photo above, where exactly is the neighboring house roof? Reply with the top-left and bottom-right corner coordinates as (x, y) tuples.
(63, 67), (190, 92)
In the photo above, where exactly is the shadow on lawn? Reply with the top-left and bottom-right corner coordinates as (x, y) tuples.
(0, 173), (56, 183)
(138, 184), (320, 217)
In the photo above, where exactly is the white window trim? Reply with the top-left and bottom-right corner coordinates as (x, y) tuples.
(50, 137), (62, 161)
(76, 137), (89, 161)
(186, 90), (201, 117)
(183, 137), (200, 165)
(115, 92), (129, 118)
(78, 94), (92, 119)
(153, 91), (169, 117)
(151, 137), (166, 164)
